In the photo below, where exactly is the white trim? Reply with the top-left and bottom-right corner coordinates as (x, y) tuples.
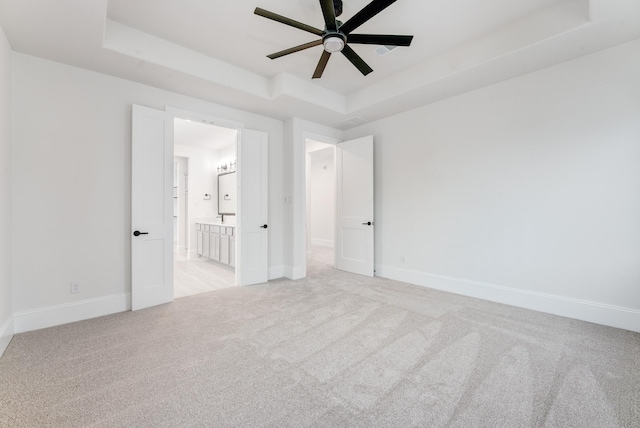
(269, 265), (284, 280)
(283, 265), (306, 280)
(14, 294), (131, 334)
(0, 315), (14, 358)
(165, 107), (245, 130)
(311, 239), (334, 248)
(376, 265), (640, 333)
(283, 266), (293, 279)
(290, 266), (306, 280)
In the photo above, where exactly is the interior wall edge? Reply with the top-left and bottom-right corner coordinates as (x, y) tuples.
(13, 293), (131, 334)
(376, 265), (640, 333)
(283, 265), (306, 281)
(0, 315), (14, 357)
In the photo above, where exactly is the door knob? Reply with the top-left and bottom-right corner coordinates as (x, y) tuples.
(133, 231), (149, 236)
(261, 224), (268, 229)
(362, 221), (372, 226)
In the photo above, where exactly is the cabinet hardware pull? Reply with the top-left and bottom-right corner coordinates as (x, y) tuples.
(133, 231), (149, 236)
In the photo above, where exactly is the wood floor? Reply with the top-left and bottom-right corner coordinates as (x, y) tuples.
(173, 250), (235, 298)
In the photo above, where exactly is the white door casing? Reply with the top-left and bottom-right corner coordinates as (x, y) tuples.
(131, 105), (174, 310)
(336, 135), (374, 277)
(238, 129), (269, 285)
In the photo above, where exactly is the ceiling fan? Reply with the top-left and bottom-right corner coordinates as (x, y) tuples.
(254, 0), (413, 79)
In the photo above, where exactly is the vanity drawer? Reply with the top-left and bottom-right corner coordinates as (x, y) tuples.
(222, 227), (234, 236)
(196, 223), (201, 231)
(203, 225), (210, 232)
(211, 226), (221, 234)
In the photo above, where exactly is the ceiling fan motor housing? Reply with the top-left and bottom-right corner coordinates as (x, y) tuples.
(333, 0), (343, 17)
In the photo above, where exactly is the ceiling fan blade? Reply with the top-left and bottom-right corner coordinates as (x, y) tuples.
(319, 0), (337, 32)
(348, 34), (413, 46)
(339, 0), (398, 34)
(341, 45), (373, 76)
(267, 40), (323, 59)
(312, 51), (332, 79)
(254, 7), (323, 36)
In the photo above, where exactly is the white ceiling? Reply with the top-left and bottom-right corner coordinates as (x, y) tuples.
(1, 0), (639, 129)
(174, 119), (237, 151)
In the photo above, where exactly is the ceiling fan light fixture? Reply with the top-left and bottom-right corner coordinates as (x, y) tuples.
(323, 36), (345, 53)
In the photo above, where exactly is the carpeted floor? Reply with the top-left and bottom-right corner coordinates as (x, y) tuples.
(1, 247), (639, 427)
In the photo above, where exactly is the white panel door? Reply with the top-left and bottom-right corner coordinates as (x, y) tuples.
(336, 135), (374, 277)
(238, 129), (268, 285)
(131, 105), (174, 310)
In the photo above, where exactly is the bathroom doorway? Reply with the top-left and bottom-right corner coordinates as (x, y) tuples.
(132, 105), (269, 310)
(173, 118), (237, 298)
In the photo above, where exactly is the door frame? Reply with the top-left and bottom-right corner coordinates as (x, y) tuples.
(165, 107), (245, 287)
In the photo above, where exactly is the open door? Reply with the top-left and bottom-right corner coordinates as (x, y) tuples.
(131, 105), (174, 310)
(238, 129), (269, 285)
(336, 135), (374, 277)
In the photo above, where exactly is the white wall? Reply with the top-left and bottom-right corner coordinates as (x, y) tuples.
(345, 39), (640, 332)
(11, 53), (284, 332)
(309, 150), (335, 248)
(0, 24), (13, 355)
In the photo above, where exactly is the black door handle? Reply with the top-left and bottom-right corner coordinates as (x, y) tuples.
(362, 222), (372, 226)
(133, 231), (149, 236)
(261, 224), (268, 229)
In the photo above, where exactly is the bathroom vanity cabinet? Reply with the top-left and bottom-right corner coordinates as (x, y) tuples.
(196, 222), (235, 268)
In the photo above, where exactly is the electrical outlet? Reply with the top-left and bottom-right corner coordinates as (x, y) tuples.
(70, 282), (80, 294)
(400, 255), (407, 264)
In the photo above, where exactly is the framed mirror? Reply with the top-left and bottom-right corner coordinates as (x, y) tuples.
(218, 171), (237, 215)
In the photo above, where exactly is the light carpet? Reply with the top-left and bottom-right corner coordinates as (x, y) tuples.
(1, 248), (639, 427)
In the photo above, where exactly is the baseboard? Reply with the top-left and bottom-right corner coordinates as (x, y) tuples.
(14, 293), (131, 334)
(311, 239), (334, 248)
(269, 265), (284, 280)
(376, 265), (640, 333)
(283, 266), (293, 279)
(283, 265), (306, 280)
(0, 314), (14, 358)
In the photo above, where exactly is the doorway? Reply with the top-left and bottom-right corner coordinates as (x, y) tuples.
(305, 138), (336, 272)
(173, 118), (237, 298)
(297, 134), (375, 280)
(132, 104), (270, 310)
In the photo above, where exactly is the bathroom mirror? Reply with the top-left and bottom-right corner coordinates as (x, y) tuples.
(218, 171), (237, 215)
